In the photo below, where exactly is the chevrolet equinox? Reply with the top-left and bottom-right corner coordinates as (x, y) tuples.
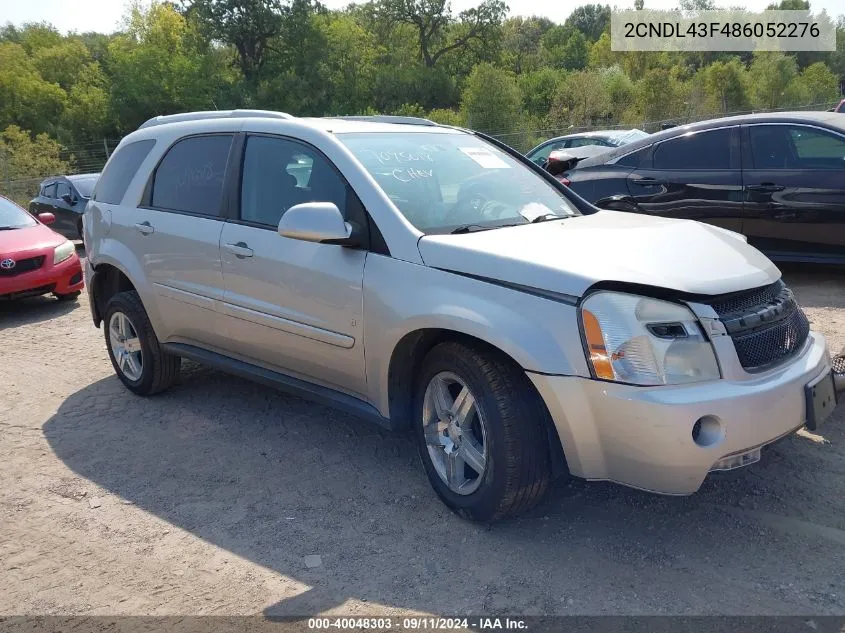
(83, 110), (841, 521)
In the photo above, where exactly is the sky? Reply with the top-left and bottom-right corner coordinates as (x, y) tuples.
(2, 0), (842, 34)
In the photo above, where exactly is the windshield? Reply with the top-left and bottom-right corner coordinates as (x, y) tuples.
(611, 129), (649, 146)
(0, 197), (37, 230)
(339, 132), (578, 233)
(72, 177), (97, 198)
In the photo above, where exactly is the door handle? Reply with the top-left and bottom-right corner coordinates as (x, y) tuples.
(134, 221), (155, 235)
(224, 242), (254, 258)
(773, 210), (798, 220)
(747, 183), (785, 192)
(631, 177), (662, 187)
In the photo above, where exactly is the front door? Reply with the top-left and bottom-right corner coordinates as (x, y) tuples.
(218, 134), (368, 397)
(625, 126), (744, 232)
(741, 123), (845, 263)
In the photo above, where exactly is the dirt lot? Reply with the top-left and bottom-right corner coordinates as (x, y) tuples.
(2, 258), (845, 616)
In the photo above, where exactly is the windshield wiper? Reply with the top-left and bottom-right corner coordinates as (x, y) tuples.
(449, 224), (499, 234)
(0, 226), (19, 230)
(530, 213), (565, 223)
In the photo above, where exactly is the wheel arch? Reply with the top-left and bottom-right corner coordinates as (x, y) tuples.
(89, 259), (139, 327)
(386, 327), (568, 478)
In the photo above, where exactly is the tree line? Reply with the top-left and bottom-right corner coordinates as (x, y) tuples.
(0, 0), (844, 201)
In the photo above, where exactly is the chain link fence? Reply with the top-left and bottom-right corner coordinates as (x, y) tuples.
(1, 100), (839, 207)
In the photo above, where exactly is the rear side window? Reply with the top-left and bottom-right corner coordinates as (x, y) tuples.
(93, 140), (155, 204)
(151, 135), (233, 215)
(42, 183), (57, 198)
(652, 128), (735, 170)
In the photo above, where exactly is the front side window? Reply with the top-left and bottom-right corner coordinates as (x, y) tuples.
(652, 128), (735, 170)
(94, 139), (156, 205)
(56, 182), (71, 200)
(151, 135), (233, 215)
(749, 125), (845, 170)
(240, 135), (348, 227)
(0, 197), (37, 229)
(340, 132), (578, 233)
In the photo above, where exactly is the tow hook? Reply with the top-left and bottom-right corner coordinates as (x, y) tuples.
(833, 355), (845, 394)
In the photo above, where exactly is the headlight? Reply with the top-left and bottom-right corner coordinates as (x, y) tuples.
(53, 241), (75, 265)
(580, 291), (720, 386)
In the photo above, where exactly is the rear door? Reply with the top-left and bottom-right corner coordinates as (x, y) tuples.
(624, 126), (744, 231)
(741, 123), (845, 263)
(117, 134), (234, 347)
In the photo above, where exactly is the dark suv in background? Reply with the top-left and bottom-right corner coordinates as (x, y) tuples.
(554, 112), (845, 265)
(29, 173), (99, 240)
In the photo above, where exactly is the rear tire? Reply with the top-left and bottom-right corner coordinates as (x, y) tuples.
(413, 341), (554, 522)
(76, 217), (83, 241)
(54, 291), (80, 301)
(103, 291), (180, 396)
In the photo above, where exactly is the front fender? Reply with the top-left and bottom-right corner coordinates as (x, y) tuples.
(363, 256), (590, 417)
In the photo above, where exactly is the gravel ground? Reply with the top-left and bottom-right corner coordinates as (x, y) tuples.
(1, 256), (844, 616)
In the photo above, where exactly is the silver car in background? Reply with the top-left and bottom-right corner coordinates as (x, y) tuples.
(527, 129), (649, 166)
(83, 110), (840, 522)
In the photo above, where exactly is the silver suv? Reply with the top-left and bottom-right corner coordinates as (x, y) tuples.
(83, 110), (840, 521)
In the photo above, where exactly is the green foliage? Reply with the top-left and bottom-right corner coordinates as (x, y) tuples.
(800, 62), (839, 105)
(0, 0), (842, 199)
(750, 52), (799, 109)
(0, 125), (73, 203)
(541, 25), (589, 71)
(460, 63), (521, 134)
(702, 57), (750, 113)
(563, 4), (610, 42)
(107, 2), (232, 130)
(427, 108), (465, 126)
(181, 0), (285, 81)
(0, 42), (67, 135)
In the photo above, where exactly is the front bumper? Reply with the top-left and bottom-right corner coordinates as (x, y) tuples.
(529, 331), (833, 495)
(0, 252), (83, 299)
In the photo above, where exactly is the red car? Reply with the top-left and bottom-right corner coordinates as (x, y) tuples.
(0, 195), (83, 301)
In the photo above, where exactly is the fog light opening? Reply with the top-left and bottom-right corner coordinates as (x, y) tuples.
(692, 415), (723, 447)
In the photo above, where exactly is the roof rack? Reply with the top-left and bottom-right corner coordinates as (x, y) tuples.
(138, 109), (294, 130)
(328, 115), (438, 127)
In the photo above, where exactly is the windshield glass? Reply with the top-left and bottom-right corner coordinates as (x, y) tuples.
(0, 197), (37, 229)
(72, 177), (97, 198)
(612, 129), (649, 146)
(339, 132), (578, 233)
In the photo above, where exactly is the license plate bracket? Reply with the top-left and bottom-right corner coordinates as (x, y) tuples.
(805, 370), (837, 431)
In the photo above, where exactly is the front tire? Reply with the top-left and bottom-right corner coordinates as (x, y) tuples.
(103, 291), (180, 396)
(54, 291), (80, 301)
(413, 341), (554, 522)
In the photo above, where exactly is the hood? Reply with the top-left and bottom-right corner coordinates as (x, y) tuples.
(417, 211), (780, 298)
(0, 223), (65, 255)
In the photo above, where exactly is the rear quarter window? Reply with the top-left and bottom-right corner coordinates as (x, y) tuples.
(93, 140), (156, 205)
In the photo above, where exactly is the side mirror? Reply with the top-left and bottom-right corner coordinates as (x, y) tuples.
(278, 202), (359, 245)
(38, 212), (56, 225)
(61, 193), (75, 205)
